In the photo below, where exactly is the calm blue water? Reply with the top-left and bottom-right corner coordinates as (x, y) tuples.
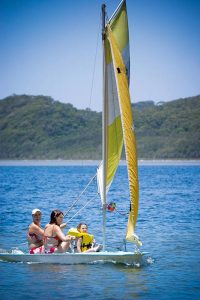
(0, 162), (200, 300)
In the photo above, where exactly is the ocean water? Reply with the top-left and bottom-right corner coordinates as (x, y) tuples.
(0, 162), (200, 300)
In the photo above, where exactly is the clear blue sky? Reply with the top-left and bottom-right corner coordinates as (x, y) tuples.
(1, 0), (200, 111)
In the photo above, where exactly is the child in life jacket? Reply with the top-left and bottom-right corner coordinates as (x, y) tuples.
(76, 223), (102, 253)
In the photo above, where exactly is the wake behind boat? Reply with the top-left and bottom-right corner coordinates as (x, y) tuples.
(0, 0), (144, 265)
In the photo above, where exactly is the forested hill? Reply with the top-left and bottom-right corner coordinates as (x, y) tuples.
(0, 94), (200, 159)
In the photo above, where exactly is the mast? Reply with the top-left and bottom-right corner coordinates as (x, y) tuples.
(101, 3), (107, 251)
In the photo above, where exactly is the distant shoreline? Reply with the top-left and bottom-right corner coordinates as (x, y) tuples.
(0, 159), (200, 166)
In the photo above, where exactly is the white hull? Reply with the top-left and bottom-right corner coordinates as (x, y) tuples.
(0, 251), (145, 265)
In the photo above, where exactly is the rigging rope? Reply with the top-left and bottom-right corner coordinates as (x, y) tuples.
(115, 209), (128, 217)
(64, 173), (97, 217)
(88, 13), (101, 109)
(66, 193), (100, 224)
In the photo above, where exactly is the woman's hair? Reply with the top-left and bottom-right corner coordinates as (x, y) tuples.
(50, 209), (63, 225)
(77, 223), (88, 232)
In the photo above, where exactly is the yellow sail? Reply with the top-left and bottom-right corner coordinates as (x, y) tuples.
(97, 0), (129, 199)
(107, 24), (141, 245)
(105, 0), (130, 188)
(98, 0), (141, 247)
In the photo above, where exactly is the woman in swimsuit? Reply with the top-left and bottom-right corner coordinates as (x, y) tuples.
(27, 208), (44, 254)
(43, 209), (75, 253)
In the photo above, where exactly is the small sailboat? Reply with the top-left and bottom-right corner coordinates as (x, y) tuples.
(0, 0), (143, 265)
